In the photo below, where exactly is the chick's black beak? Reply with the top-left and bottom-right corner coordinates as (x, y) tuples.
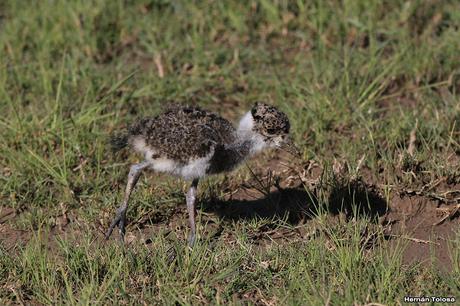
(280, 136), (301, 157)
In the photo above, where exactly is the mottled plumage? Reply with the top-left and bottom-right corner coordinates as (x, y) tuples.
(128, 106), (236, 162)
(251, 103), (290, 137)
(106, 102), (296, 246)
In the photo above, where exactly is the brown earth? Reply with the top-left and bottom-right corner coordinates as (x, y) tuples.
(386, 194), (459, 270)
(1, 152), (459, 270)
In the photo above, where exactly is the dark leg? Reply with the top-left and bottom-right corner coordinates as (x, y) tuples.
(105, 161), (149, 241)
(186, 179), (199, 247)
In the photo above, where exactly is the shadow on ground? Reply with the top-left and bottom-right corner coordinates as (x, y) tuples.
(201, 187), (316, 224)
(200, 179), (389, 225)
(327, 179), (389, 221)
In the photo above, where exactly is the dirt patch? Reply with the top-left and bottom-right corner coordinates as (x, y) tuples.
(385, 194), (459, 270)
(0, 207), (31, 251)
(2, 152), (459, 271)
(212, 153), (459, 269)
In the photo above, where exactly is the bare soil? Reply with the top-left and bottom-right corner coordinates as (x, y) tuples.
(1, 153), (459, 270)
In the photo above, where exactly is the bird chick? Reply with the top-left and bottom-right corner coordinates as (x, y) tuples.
(106, 102), (296, 246)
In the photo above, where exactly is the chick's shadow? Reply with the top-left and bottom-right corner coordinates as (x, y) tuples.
(200, 181), (389, 225)
(201, 187), (316, 225)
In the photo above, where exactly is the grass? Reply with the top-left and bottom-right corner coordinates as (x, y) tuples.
(0, 0), (459, 304)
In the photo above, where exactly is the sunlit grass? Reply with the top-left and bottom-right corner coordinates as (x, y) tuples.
(0, 0), (459, 304)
